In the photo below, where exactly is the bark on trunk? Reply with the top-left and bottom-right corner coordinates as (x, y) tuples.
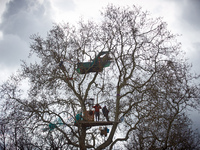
(79, 126), (87, 150)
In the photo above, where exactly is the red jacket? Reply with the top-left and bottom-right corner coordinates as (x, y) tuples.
(93, 105), (101, 112)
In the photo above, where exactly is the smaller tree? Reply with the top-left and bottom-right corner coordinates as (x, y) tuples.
(0, 119), (7, 150)
(125, 113), (200, 150)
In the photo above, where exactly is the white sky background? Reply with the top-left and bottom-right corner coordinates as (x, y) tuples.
(0, 0), (200, 129)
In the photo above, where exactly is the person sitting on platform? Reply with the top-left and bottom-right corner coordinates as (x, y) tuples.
(102, 106), (109, 121)
(74, 110), (82, 125)
(93, 104), (101, 121)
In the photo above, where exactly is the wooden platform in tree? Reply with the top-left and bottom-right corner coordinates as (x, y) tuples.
(76, 121), (119, 127)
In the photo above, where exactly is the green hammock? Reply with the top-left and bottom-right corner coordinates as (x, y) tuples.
(43, 117), (67, 132)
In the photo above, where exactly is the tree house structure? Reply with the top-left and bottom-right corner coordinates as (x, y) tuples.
(76, 121), (119, 127)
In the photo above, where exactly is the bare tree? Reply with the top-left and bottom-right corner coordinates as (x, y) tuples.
(0, 4), (199, 149)
(122, 58), (200, 149)
(0, 119), (7, 150)
(125, 113), (200, 150)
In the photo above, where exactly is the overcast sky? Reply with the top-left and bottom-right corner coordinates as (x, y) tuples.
(0, 0), (200, 128)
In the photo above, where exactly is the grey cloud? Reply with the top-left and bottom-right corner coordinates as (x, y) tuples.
(190, 43), (200, 74)
(161, 0), (200, 30)
(53, 0), (76, 12)
(175, 0), (200, 30)
(0, 34), (29, 67)
(0, 0), (53, 68)
(163, 0), (200, 74)
(177, 0), (200, 74)
(0, 0), (53, 40)
(182, 0), (200, 29)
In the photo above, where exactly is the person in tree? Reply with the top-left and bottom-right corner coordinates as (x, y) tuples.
(59, 60), (66, 71)
(93, 104), (101, 121)
(100, 127), (109, 137)
(74, 110), (82, 125)
(102, 106), (109, 121)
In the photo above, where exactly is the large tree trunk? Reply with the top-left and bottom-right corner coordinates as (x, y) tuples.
(79, 126), (87, 150)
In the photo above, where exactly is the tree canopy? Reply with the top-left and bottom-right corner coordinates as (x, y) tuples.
(0, 4), (200, 150)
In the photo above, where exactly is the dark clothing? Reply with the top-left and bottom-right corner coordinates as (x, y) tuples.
(102, 106), (109, 121)
(94, 111), (100, 121)
(59, 61), (66, 71)
(59, 61), (64, 67)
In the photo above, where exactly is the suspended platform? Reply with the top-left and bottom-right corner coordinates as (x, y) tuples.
(76, 121), (119, 127)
